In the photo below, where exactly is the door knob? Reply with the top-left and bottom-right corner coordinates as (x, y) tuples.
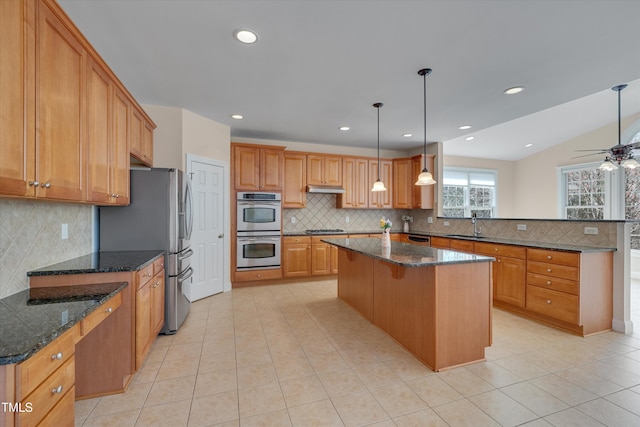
(218, 234), (224, 238)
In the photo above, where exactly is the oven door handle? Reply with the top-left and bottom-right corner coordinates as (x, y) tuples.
(238, 201), (280, 206)
(177, 266), (193, 283)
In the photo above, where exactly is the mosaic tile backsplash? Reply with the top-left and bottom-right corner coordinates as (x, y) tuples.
(284, 193), (617, 248)
(0, 199), (93, 298)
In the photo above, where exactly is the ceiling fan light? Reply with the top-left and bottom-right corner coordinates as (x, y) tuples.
(371, 180), (387, 192)
(415, 169), (436, 186)
(599, 158), (618, 171)
(621, 158), (640, 169)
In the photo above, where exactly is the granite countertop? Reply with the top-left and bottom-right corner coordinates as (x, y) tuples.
(322, 237), (495, 267)
(27, 250), (164, 277)
(0, 282), (128, 365)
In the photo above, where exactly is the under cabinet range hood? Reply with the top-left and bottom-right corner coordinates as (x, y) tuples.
(306, 184), (346, 194)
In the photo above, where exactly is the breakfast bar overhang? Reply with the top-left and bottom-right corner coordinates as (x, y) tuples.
(323, 237), (495, 372)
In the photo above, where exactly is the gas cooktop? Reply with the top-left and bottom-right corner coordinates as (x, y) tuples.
(305, 229), (346, 235)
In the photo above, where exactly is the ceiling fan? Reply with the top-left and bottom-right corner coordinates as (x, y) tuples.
(574, 84), (640, 170)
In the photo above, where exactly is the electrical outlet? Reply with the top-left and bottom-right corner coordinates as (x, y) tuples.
(443, 221), (450, 227)
(517, 224), (527, 231)
(584, 226), (599, 235)
(345, 216), (350, 223)
(427, 216), (433, 224)
(291, 217), (296, 224)
(61, 223), (68, 240)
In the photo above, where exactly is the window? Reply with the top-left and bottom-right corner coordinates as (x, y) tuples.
(442, 168), (497, 218)
(562, 164), (608, 220)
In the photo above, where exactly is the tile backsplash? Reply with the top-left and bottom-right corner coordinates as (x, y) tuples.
(0, 199), (93, 298)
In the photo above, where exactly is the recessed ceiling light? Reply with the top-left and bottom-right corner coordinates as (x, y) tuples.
(234, 29), (258, 44)
(402, 133), (413, 137)
(525, 143), (533, 148)
(458, 125), (471, 130)
(231, 114), (244, 120)
(504, 86), (524, 95)
(465, 136), (475, 141)
(339, 126), (350, 131)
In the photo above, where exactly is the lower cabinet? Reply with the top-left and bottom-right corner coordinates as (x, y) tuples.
(135, 262), (165, 370)
(474, 242), (527, 308)
(283, 235), (344, 278)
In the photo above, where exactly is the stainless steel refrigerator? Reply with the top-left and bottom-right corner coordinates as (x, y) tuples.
(99, 168), (194, 334)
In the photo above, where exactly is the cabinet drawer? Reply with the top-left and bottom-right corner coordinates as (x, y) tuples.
(18, 357), (75, 427)
(153, 256), (165, 275)
(80, 291), (122, 336)
(284, 236), (311, 244)
(474, 242), (526, 259)
(16, 325), (77, 400)
(527, 272), (579, 295)
(527, 261), (579, 281)
(430, 236), (450, 249)
(526, 285), (578, 324)
(450, 239), (474, 253)
(137, 263), (154, 289)
(527, 248), (579, 267)
(32, 384), (75, 427)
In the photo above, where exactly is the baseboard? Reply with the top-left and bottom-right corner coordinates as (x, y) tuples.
(612, 318), (634, 335)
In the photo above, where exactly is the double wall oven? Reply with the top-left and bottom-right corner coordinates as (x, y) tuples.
(236, 192), (282, 270)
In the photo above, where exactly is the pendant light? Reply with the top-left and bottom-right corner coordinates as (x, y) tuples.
(415, 68), (436, 186)
(371, 102), (387, 192)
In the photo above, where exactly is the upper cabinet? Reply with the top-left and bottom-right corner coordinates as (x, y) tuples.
(0, 0), (154, 204)
(368, 159), (392, 209)
(283, 152), (307, 208)
(130, 108), (154, 167)
(337, 157), (368, 209)
(232, 143), (284, 191)
(412, 154), (435, 209)
(307, 154), (342, 186)
(392, 158), (412, 209)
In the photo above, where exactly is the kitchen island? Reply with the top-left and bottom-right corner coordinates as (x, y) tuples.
(323, 237), (495, 371)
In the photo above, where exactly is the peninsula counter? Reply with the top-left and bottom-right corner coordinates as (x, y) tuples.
(323, 237), (495, 371)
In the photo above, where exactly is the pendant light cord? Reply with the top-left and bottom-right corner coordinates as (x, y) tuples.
(423, 71), (427, 169)
(377, 105), (381, 180)
(617, 86), (621, 145)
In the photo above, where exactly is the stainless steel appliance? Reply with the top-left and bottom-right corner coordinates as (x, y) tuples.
(237, 192), (281, 232)
(99, 168), (194, 334)
(236, 192), (281, 271)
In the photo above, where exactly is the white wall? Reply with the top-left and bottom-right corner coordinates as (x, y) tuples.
(143, 105), (183, 170)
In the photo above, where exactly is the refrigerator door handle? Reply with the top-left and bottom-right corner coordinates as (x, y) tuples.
(177, 266), (193, 283)
(179, 249), (194, 260)
(184, 176), (194, 241)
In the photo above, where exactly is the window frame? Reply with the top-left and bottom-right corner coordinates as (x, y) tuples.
(442, 167), (498, 218)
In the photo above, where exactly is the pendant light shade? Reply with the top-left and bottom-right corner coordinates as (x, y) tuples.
(415, 68), (436, 186)
(371, 102), (387, 192)
(598, 157), (618, 171)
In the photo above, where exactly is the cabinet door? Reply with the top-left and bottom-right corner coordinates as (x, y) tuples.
(324, 156), (342, 186)
(36, 0), (86, 201)
(330, 245), (339, 274)
(392, 158), (412, 208)
(307, 155), (325, 186)
(339, 157), (367, 208)
(0, 0), (35, 197)
(495, 256), (526, 307)
(412, 154), (435, 209)
(135, 281), (152, 370)
(283, 153), (306, 208)
(283, 240), (311, 277)
(130, 107), (143, 162)
(233, 145), (260, 190)
(86, 56), (112, 204)
(141, 119), (154, 166)
(112, 88), (131, 205)
(311, 243), (331, 275)
(260, 148), (283, 190)
(151, 272), (165, 335)
(369, 159), (392, 208)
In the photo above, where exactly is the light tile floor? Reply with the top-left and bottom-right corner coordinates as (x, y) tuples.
(76, 278), (640, 427)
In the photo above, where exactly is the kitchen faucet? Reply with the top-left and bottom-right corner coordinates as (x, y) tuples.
(471, 213), (481, 237)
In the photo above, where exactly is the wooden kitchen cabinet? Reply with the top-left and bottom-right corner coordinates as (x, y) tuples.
(307, 154), (342, 186)
(475, 242), (527, 308)
(130, 108), (154, 167)
(392, 158), (412, 208)
(135, 261), (164, 370)
(368, 159), (393, 208)
(283, 152), (307, 208)
(412, 154), (435, 209)
(311, 235), (342, 275)
(283, 236), (312, 277)
(233, 143), (284, 191)
(338, 157), (369, 208)
(430, 236), (451, 249)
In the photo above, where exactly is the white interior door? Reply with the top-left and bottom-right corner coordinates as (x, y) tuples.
(185, 156), (226, 301)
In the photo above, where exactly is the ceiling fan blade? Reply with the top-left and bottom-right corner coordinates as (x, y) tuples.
(571, 152), (604, 159)
(574, 149), (610, 152)
(628, 141), (640, 150)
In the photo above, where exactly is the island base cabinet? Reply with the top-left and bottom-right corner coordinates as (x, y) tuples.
(337, 250), (373, 321)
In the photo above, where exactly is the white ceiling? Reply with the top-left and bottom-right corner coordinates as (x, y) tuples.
(58, 0), (640, 161)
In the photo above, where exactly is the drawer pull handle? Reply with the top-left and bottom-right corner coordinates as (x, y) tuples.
(51, 385), (63, 394)
(547, 255), (552, 259)
(106, 307), (113, 313)
(51, 352), (63, 361)
(546, 300), (551, 304)
(547, 268), (552, 273)
(546, 281), (551, 285)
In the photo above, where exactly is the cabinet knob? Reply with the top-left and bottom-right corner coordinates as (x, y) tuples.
(494, 248), (498, 252)
(29, 180), (39, 187)
(547, 268), (552, 273)
(106, 307), (113, 313)
(546, 281), (551, 285)
(547, 255), (552, 260)
(257, 274), (261, 278)
(51, 352), (63, 361)
(51, 385), (63, 394)
(40, 182), (50, 188)
(546, 300), (551, 304)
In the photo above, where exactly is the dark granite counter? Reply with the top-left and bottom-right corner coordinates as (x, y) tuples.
(27, 250), (164, 276)
(322, 237), (495, 267)
(0, 282), (127, 365)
